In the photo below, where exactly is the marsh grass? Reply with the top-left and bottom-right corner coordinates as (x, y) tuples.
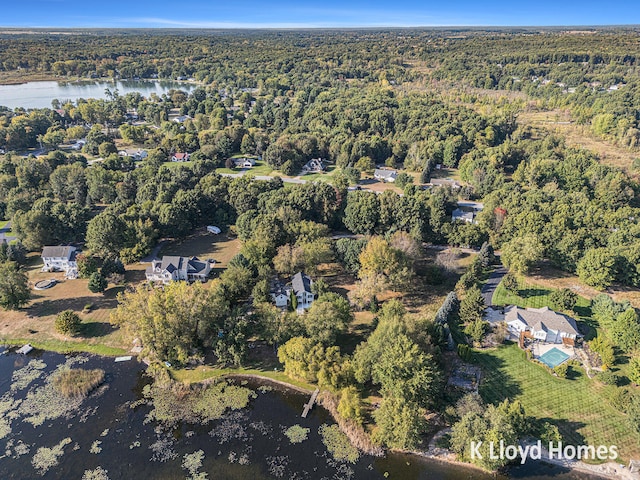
(81, 466), (110, 480)
(52, 368), (105, 398)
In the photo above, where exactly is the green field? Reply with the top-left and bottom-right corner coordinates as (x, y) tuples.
(473, 343), (640, 462)
(492, 277), (593, 321)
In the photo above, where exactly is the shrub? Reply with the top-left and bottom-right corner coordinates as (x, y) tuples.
(502, 273), (519, 293)
(54, 310), (82, 335)
(596, 370), (618, 386)
(52, 368), (105, 398)
(553, 363), (569, 378)
(88, 272), (108, 293)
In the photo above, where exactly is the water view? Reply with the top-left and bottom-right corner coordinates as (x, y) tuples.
(0, 348), (603, 480)
(0, 80), (197, 110)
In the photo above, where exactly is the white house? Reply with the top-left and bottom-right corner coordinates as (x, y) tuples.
(374, 169), (397, 182)
(41, 246), (78, 279)
(171, 152), (190, 162)
(270, 272), (315, 311)
(118, 149), (148, 161)
(302, 158), (325, 173)
(452, 201), (484, 224)
(232, 157), (256, 168)
(145, 256), (213, 284)
(172, 115), (192, 123)
(505, 306), (581, 345)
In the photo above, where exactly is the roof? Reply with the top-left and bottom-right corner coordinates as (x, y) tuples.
(42, 246), (76, 259)
(505, 306), (581, 336)
(452, 208), (474, 222)
(374, 169), (397, 179)
(187, 257), (209, 274)
(291, 272), (313, 294)
(152, 256), (209, 275)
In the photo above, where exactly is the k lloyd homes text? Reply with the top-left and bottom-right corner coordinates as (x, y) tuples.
(470, 440), (619, 465)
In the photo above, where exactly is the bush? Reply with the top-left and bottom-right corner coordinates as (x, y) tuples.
(55, 310), (82, 335)
(52, 369), (105, 398)
(596, 370), (618, 386)
(502, 273), (519, 293)
(88, 272), (108, 293)
(553, 363), (569, 378)
(550, 288), (578, 311)
(76, 254), (98, 279)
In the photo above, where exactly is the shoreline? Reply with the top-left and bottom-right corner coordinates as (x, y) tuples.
(0, 73), (205, 86)
(3, 343), (636, 479)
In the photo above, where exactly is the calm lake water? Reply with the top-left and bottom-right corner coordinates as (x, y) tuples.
(0, 80), (196, 110)
(0, 348), (604, 480)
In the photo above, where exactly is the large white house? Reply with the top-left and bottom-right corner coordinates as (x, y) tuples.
(41, 246), (78, 279)
(505, 306), (581, 344)
(374, 168), (397, 182)
(145, 256), (213, 284)
(118, 149), (148, 161)
(270, 272), (315, 311)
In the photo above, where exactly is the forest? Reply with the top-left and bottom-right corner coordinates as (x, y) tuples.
(1, 28), (640, 466)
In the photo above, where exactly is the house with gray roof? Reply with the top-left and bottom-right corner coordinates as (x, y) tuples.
(41, 246), (78, 279)
(145, 256), (213, 284)
(505, 306), (581, 345)
(270, 272), (315, 311)
(374, 169), (397, 182)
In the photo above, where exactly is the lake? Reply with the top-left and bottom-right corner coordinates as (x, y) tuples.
(0, 79), (197, 110)
(0, 348), (604, 480)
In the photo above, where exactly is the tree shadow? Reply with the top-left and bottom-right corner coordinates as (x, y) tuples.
(28, 294), (119, 318)
(80, 321), (116, 338)
(518, 287), (549, 299)
(472, 348), (523, 402)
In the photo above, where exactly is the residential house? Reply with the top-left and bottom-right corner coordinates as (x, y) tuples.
(171, 152), (190, 162)
(302, 158), (325, 173)
(505, 306), (582, 345)
(232, 157), (256, 168)
(452, 208), (475, 223)
(41, 246), (78, 279)
(172, 115), (191, 123)
(145, 256), (213, 284)
(270, 272), (315, 311)
(118, 149), (148, 161)
(429, 178), (461, 189)
(374, 168), (397, 182)
(452, 201), (484, 224)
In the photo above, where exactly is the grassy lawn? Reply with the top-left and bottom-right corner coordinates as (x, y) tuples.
(492, 277), (593, 320)
(162, 161), (193, 168)
(160, 231), (241, 272)
(474, 343), (640, 462)
(216, 161), (273, 176)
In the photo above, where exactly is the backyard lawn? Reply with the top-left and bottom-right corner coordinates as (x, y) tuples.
(492, 277), (593, 323)
(474, 343), (640, 462)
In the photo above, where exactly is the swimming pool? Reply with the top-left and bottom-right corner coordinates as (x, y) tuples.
(538, 347), (570, 368)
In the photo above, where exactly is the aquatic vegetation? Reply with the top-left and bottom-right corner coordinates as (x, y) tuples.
(257, 385), (273, 393)
(31, 437), (72, 475)
(319, 424), (360, 464)
(19, 379), (84, 426)
(52, 368), (105, 398)
(11, 359), (46, 391)
(143, 379), (255, 426)
(129, 441), (141, 449)
(81, 466), (110, 480)
(249, 420), (272, 436)
(90, 441), (102, 454)
(228, 451), (237, 463)
(182, 450), (207, 480)
(209, 412), (249, 444)
(149, 436), (178, 462)
(284, 424), (310, 444)
(4, 439), (30, 458)
(238, 453), (250, 465)
(266, 455), (290, 478)
(100, 428), (109, 437)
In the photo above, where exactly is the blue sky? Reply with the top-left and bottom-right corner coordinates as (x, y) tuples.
(2, 0), (638, 28)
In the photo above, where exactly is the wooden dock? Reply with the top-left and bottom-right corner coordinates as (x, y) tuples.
(301, 389), (320, 418)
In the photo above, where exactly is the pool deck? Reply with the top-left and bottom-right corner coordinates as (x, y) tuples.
(533, 343), (574, 364)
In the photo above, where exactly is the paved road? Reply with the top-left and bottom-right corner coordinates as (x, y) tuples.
(481, 266), (507, 306)
(0, 221), (16, 244)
